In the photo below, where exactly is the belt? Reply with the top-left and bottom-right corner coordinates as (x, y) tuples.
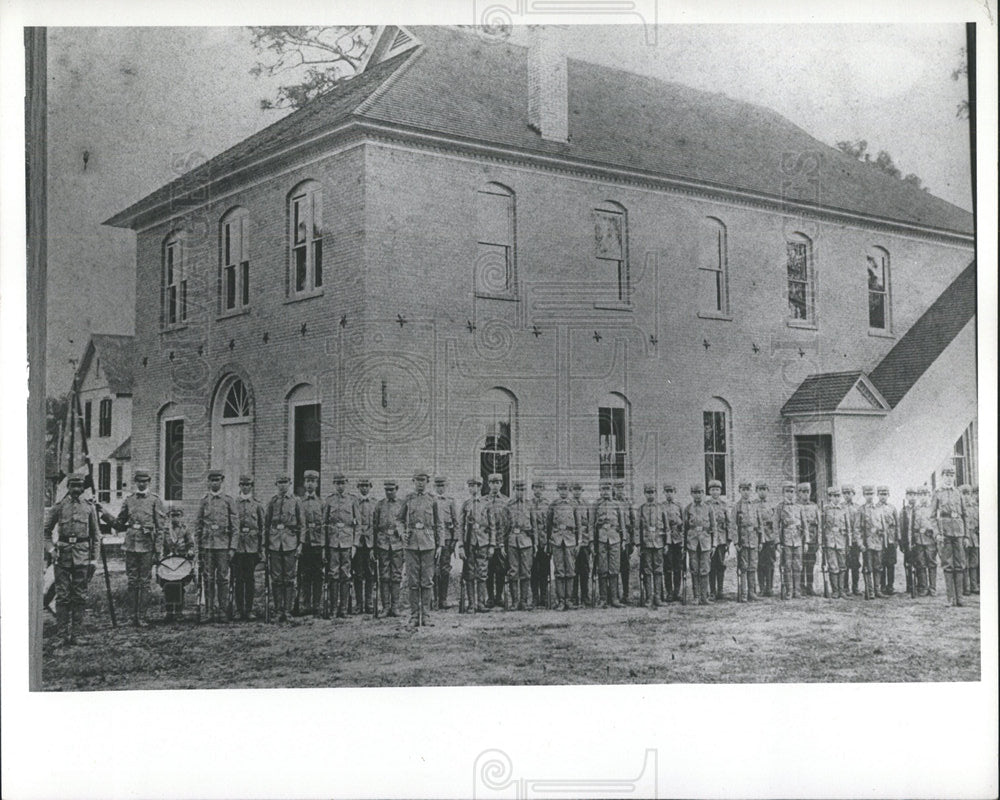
(60, 536), (86, 544)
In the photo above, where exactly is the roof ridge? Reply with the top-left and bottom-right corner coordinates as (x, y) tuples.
(353, 43), (426, 117)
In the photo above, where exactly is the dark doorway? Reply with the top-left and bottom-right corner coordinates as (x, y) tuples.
(479, 422), (511, 496)
(795, 435), (833, 500)
(164, 419), (184, 500)
(293, 403), (321, 496)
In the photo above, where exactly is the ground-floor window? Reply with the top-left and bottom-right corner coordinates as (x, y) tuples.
(97, 461), (111, 504)
(163, 418), (184, 500)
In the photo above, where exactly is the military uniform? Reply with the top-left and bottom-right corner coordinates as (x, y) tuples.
(797, 483), (820, 596)
(755, 483), (778, 596)
(299, 472), (326, 615)
(352, 479), (377, 614)
(324, 475), (359, 619)
(265, 477), (303, 622)
(528, 482), (549, 607)
(901, 489), (936, 596)
(613, 482), (635, 605)
(821, 487), (851, 599)
(195, 470), (237, 621)
(876, 487), (899, 594)
(571, 484), (591, 606)
(733, 482), (760, 602)
(398, 472), (442, 626)
(432, 478), (459, 610)
(506, 482), (535, 610)
(373, 481), (405, 616)
(233, 476), (265, 620)
(662, 485), (684, 602)
(460, 477), (494, 612)
(842, 486), (863, 596)
(777, 482), (805, 600)
(929, 469), (967, 607)
(706, 481), (733, 600)
(162, 507), (195, 620)
(484, 479), (510, 607)
(960, 485), (979, 595)
(112, 469), (167, 626)
(684, 486), (713, 605)
(634, 484), (666, 608)
(547, 482), (579, 611)
(859, 487), (885, 600)
(592, 482), (627, 608)
(44, 476), (100, 644)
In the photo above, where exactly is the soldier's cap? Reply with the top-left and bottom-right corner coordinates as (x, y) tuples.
(207, 469), (224, 480)
(840, 484), (855, 493)
(133, 469), (151, 481)
(556, 480), (569, 490)
(531, 480), (545, 489)
(275, 475), (291, 484)
(599, 479), (613, 489)
(877, 485), (890, 494)
(571, 481), (583, 490)
(239, 474), (253, 484)
(755, 481), (768, 490)
(919, 486), (930, 493)
(357, 478), (372, 487)
(862, 485), (875, 493)
(613, 479), (625, 488)
(487, 473), (502, 482)
(513, 479), (526, 489)
(905, 487), (917, 494)
(67, 474), (85, 486)
(412, 470), (429, 480)
(796, 482), (811, 491)
(383, 480), (398, 489)
(330, 473), (347, 483)
(827, 486), (840, 495)
(781, 481), (796, 490)
(433, 476), (446, 485)
(643, 483), (656, 492)
(707, 479), (722, 490)
(690, 484), (703, 493)
(305, 470), (322, 480)
(738, 480), (752, 490)
(169, 506), (184, 516)
(959, 484), (972, 492)
(662, 483), (676, 492)
(467, 476), (483, 486)
(940, 465), (956, 475)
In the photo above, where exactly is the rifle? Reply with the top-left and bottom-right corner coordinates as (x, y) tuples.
(292, 550), (302, 616)
(905, 511), (917, 599)
(591, 545), (598, 608)
(195, 550), (205, 621)
(821, 534), (830, 598)
(227, 557), (235, 621)
(373, 548), (381, 618)
(96, 512), (118, 627)
(263, 550), (271, 623)
(736, 542), (744, 602)
(680, 546), (688, 606)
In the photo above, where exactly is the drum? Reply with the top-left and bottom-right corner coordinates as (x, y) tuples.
(156, 555), (194, 586)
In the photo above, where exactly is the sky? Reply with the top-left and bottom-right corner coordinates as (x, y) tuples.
(44, 23), (973, 392)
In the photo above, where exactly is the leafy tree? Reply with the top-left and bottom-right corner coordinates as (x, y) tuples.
(835, 139), (927, 192)
(249, 26), (377, 111)
(951, 46), (969, 120)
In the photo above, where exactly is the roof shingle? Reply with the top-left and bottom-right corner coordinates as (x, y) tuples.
(781, 371), (865, 415)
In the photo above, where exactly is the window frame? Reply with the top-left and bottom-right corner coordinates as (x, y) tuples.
(598, 406), (628, 481)
(220, 207), (251, 316)
(702, 404), (731, 496)
(115, 464), (125, 499)
(162, 232), (188, 328)
(98, 397), (112, 438)
(83, 400), (92, 440)
(698, 217), (731, 319)
(785, 234), (816, 327)
(162, 416), (185, 501)
(593, 202), (630, 307)
(288, 183), (324, 299)
(866, 247), (892, 334)
(474, 183), (517, 300)
(97, 461), (112, 504)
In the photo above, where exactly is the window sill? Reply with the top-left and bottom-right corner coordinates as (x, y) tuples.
(593, 301), (633, 312)
(697, 311), (733, 322)
(868, 328), (896, 340)
(284, 289), (324, 305)
(160, 324), (189, 335)
(786, 318), (818, 331)
(475, 291), (518, 302)
(217, 307), (251, 321)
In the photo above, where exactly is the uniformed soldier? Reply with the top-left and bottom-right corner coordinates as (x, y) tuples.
(959, 484), (979, 595)
(373, 480), (405, 617)
(841, 485), (863, 596)
(821, 486), (851, 599)
(899, 487), (916, 596)
(507, 480), (536, 610)
(929, 466), (967, 607)
(299, 470), (325, 616)
(110, 468), (167, 626)
(195, 470), (237, 622)
(901, 487), (935, 597)
(777, 481), (805, 600)
(684, 485), (713, 605)
(352, 478), (376, 614)
(706, 479), (733, 600)
(460, 476), (494, 613)
(797, 482), (820, 596)
(634, 483), (666, 608)
(528, 481), (549, 607)
(571, 482), (591, 606)
(398, 471), (442, 626)
(44, 474), (100, 644)
(662, 484), (684, 602)
(917, 484), (937, 594)
(265, 475), (303, 622)
(484, 474), (510, 608)
(755, 482), (778, 597)
(613, 480), (635, 605)
(162, 506), (195, 621)
(547, 480), (579, 611)
(593, 480), (627, 608)
(232, 475), (265, 621)
(432, 477), (459, 610)
(859, 485), (884, 600)
(324, 473), (359, 619)
(733, 480), (760, 602)
(877, 486), (899, 595)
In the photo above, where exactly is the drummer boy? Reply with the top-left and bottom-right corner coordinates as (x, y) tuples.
(161, 506), (195, 621)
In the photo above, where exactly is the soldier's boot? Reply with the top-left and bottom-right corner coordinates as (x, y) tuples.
(475, 581), (489, 613)
(872, 569), (883, 597)
(364, 583), (374, 615)
(791, 570), (800, 599)
(954, 572), (964, 607)
(440, 575), (453, 610)
(804, 568), (813, 596)
(71, 608), (85, 642)
(505, 580), (516, 611)
(887, 565), (896, 595)
(609, 579), (622, 608)
(652, 577), (661, 608)
(915, 567), (926, 596)
(419, 586), (434, 626)
(336, 581), (349, 619)
(520, 579), (531, 610)
(904, 565), (912, 595)
(944, 571), (956, 605)
(961, 568), (970, 596)
(970, 567), (979, 594)
(696, 575), (706, 605)
(596, 578), (607, 609)
(851, 569), (860, 595)
(748, 573), (758, 601)
(56, 605), (71, 645)
(927, 569), (937, 596)
(780, 570), (790, 600)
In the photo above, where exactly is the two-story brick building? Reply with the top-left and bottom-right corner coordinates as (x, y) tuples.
(105, 25), (977, 508)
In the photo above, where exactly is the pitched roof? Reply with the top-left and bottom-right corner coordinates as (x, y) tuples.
(781, 371), (866, 415)
(77, 334), (135, 394)
(868, 261), (977, 408)
(106, 26), (973, 237)
(109, 435), (132, 461)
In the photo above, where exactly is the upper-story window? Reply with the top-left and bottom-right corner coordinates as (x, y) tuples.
(163, 232), (187, 326)
(699, 217), (729, 316)
(786, 233), (815, 324)
(475, 183), (516, 298)
(98, 398), (112, 437)
(594, 201), (629, 303)
(867, 247), (892, 332)
(220, 207), (250, 313)
(289, 182), (323, 295)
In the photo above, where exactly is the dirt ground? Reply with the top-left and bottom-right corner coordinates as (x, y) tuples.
(41, 558), (981, 690)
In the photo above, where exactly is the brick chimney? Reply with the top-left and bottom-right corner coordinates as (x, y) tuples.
(527, 30), (568, 143)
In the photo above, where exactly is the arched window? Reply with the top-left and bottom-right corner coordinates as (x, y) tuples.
(159, 403), (184, 501)
(479, 388), (516, 495)
(699, 217), (729, 315)
(598, 392), (630, 480)
(287, 383), (321, 495)
(220, 207), (250, 313)
(211, 375), (254, 496)
(162, 230), (187, 326)
(786, 232), (814, 324)
(594, 201), (629, 302)
(703, 397), (732, 495)
(475, 183), (516, 298)
(288, 181), (323, 295)
(867, 246), (891, 331)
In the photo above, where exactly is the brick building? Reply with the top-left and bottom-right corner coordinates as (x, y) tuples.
(105, 26), (977, 508)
